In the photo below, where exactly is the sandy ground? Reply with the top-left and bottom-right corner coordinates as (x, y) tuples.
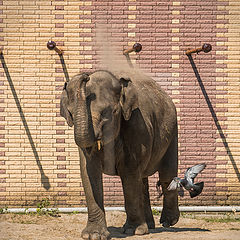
(0, 211), (240, 240)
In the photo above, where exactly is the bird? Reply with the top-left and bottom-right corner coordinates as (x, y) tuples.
(167, 163), (206, 198)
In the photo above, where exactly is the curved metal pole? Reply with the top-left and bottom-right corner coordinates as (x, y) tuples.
(186, 43), (212, 56)
(123, 43), (142, 68)
(47, 40), (69, 82)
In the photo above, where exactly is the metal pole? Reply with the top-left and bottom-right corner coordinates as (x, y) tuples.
(123, 43), (142, 68)
(47, 40), (69, 82)
(123, 42), (142, 55)
(186, 43), (212, 55)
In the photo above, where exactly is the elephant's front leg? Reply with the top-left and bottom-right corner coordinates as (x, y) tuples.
(120, 173), (149, 235)
(78, 148), (110, 240)
(142, 178), (155, 229)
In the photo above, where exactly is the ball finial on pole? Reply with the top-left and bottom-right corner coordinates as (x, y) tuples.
(47, 40), (63, 55)
(124, 43), (142, 55)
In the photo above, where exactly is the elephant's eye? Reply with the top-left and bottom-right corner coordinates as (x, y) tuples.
(86, 93), (96, 102)
(112, 105), (119, 115)
(101, 107), (112, 121)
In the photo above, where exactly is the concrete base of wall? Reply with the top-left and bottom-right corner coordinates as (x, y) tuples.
(2, 206), (240, 214)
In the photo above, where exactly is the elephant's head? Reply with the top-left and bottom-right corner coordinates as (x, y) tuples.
(60, 70), (138, 149)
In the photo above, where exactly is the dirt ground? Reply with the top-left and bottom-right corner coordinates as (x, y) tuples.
(0, 211), (240, 240)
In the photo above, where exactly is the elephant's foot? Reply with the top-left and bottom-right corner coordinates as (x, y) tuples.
(135, 223), (149, 235)
(145, 210), (155, 229)
(160, 207), (180, 228)
(146, 218), (155, 229)
(81, 222), (110, 240)
(122, 221), (149, 235)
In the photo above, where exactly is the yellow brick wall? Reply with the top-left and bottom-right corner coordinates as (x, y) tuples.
(0, 0), (93, 207)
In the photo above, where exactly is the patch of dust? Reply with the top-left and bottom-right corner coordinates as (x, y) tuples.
(95, 24), (133, 73)
(94, 24), (147, 83)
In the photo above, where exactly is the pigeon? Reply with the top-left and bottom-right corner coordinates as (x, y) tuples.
(167, 163), (206, 198)
(156, 180), (184, 198)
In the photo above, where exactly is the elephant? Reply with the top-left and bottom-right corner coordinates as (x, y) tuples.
(60, 69), (180, 240)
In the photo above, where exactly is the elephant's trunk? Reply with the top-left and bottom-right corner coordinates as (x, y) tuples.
(73, 75), (95, 148)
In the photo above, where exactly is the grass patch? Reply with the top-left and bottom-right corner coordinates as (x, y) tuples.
(0, 198), (60, 217)
(181, 212), (240, 223)
(203, 216), (240, 223)
(0, 207), (8, 214)
(35, 198), (60, 217)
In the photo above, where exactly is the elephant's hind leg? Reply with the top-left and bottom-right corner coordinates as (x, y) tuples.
(160, 181), (179, 227)
(142, 177), (155, 229)
(158, 134), (180, 227)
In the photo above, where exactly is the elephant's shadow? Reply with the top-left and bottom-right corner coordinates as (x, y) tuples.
(108, 226), (210, 239)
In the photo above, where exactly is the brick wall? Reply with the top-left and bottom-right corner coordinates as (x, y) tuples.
(0, 0), (239, 208)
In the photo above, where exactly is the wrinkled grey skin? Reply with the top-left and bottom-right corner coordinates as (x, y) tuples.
(60, 69), (179, 240)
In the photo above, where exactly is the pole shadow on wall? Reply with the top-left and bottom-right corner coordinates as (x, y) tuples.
(187, 48), (240, 182)
(0, 51), (51, 190)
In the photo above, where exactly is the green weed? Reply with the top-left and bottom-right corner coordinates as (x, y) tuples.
(152, 208), (160, 216)
(72, 211), (80, 214)
(36, 198), (60, 217)
(0, 207), (8, 214)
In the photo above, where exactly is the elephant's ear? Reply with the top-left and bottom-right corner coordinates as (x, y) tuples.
(60, 88), (74, 127)
(119, 77), (138, 121)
